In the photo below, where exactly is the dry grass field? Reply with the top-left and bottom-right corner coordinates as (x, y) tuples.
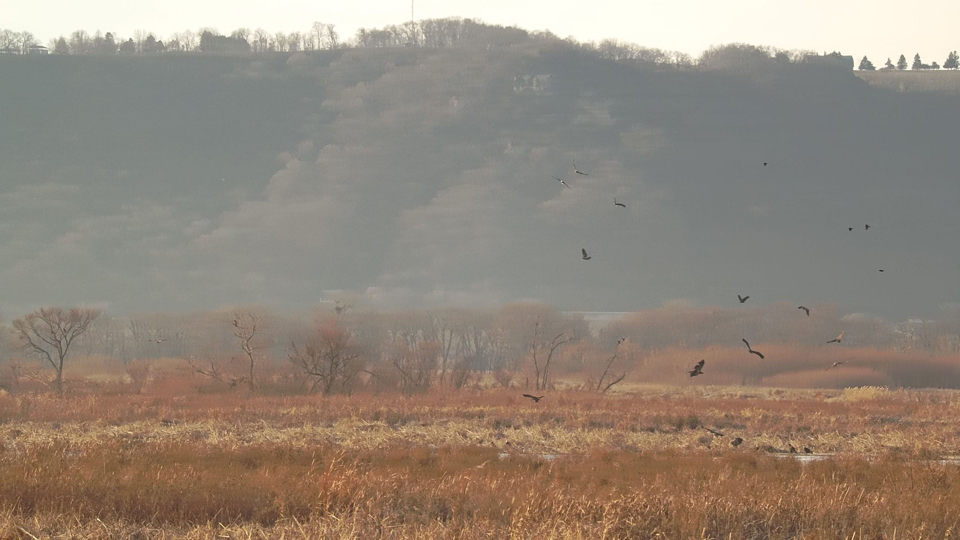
(4, 386), (960, 538)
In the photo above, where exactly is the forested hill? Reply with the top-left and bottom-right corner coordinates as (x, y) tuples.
(1, 37), (958, 320)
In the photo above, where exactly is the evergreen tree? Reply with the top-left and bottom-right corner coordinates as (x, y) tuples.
(53, 36), (69, 55)
(896, 54), (908, 70)
(944, 51), (959, 70)
(912, 53), (922, 70)
(858, 56), (875, 70)
(884, 57), (895, 70)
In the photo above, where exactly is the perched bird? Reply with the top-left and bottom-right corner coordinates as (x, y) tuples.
(737, 294), (750, 304)
(688, 359), (705, 377)
(831, 361), (847, 368)
(731, 437), (744, 448)
(581, 248), (592, 261)
(827, 331), (845, 344)
(798, 306), (810, 316)
(573, 161), (589, 176)
(865, 224), (871, 230)
(522, 394), (544, 403)
(553, 176), (571, 189)
(743, 338), (765, 359)
(614, 198), (626, 208)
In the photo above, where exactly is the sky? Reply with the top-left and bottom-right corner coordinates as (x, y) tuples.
(2, 0), (957, 66)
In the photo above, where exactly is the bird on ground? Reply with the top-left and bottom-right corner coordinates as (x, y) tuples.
(865, 224), (871, 230)
(702, 426), (724, 437)
(553, 176), (571, 189)
(522, 394), (544, 403)
(803, 447), (813, 454)
(731, 437), (744, 447)
(789, 444), (797, 454)
(737, 294), (750, 304)
(827, 331), (845, 344)
(614, 198), (626, 208)
(581, 248), (591, 261)
(830, 361), (847, 368)
(153, 339), (164, 344)
(742, 338), (765, 359)
(617, 337), (627, 346)
(688, 359), (705, 377)
(798, 306), (810, 316)
(573, 161), (589, 176)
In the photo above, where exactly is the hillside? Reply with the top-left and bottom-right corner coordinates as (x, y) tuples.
(1, 42), (957, 320)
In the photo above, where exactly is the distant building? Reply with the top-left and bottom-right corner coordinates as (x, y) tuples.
(803, 52), (855, 70)
(27, 45), (50, 55)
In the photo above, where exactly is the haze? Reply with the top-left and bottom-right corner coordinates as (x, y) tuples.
(1, 10), (958, 323)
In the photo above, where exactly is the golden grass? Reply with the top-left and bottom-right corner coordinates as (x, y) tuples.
(5, 388), (960, 537)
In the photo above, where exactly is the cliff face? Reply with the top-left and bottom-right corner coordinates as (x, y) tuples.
(1, 46), (957, 319)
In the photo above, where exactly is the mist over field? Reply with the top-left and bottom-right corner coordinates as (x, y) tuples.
(1, 23), (958, 324)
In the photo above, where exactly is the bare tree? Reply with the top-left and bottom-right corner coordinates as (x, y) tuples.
(253, 28), (270, 52)
(530, 318), (571, 391)
(232, 312), (262, 392)
(595, 341), (637, 393)
(11, 307), (102, 394)
(288, 318), (361, 395)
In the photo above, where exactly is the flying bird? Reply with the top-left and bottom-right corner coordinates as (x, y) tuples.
(522, 394), (544, 403)
(848, 227), (854, 231)
(334, 301), (352, 315)
(581, 248), (592, 261)
(553, 176), (571, 189)
(830, 361), (847, 368)
(763, 162), (768, 167)
(153, 339), (165, 344)
(738, 294), (750, 304)
(879, 269), (885, 272)
(798, 306), (810, 316)
(688, 359), (705, 377)
(742, 338), (765, 359)
(614, 198), (626, 208)
(573, 161), (589, 176)
(701, 426), (724, 437)
(826, 331), (844, 344)
(865, 224), (871, 230)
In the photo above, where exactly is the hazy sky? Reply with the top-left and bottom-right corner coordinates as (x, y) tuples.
(4, 0), (956, 65)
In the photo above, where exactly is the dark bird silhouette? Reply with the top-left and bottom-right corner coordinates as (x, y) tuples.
(702, 426), (724, 437)
(848, 227), (854, 231)
(865, 224), (871, 230)
(334, 301), (352, 316)
(581, 248), (591, 261)
(826, 331), (844, 344)
(688, 359), (705, 377)
(798, 306), (810, 316)
(763, 162), (768, 167)
(522, 394), (544, 403)
(743, 338), (765, 359)
(803, 447), (813, 454)
(553, 176), (571, 189)
(789, 444), (797, 454)
(731, 437), (744, 448)
(737, 294), (750, 304)
(573, 160), (589, 176)
(614, 198), (626, 208)
(617, 337), (627, 346)
(879, 269), (885, 272)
